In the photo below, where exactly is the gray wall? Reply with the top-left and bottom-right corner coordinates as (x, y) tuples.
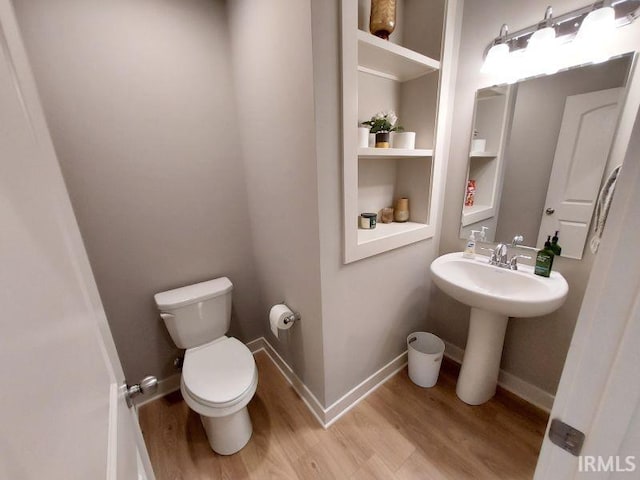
(311, 0), (444, 406)
(435, 0), (638, 395)
(495, 58), (630, 243)
(14, 0), (264, 383)
(226, 0), (326, 403)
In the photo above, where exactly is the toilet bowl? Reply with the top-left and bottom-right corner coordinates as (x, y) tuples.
(180, 337), (258, 455)
(154, 277), (258, 455)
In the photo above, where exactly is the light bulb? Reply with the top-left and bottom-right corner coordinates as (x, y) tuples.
(526, 26), (558, 76)
(504, 50), (526, 84)
(575, 6), (615, 64)
(481, 43), (510, 75)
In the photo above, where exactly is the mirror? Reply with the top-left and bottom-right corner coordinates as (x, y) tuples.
(459, 53), (634, 259)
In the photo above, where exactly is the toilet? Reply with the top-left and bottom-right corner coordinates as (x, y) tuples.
(154, 277), (257, 455)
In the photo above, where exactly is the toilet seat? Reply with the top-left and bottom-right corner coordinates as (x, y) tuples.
(181, 337), (257, 412)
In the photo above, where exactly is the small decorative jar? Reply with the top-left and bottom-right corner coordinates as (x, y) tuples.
(359, 212), (377, 229)
(394, 197), (409, 222)
(370, 0), (397, 40)
(375, 131), (390, 148)
(380, 207), (394, 223)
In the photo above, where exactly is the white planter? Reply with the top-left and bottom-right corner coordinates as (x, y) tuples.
(358, 127), (370, 148)
(391, 131), (416, 149)
(471, 138), (486, 153)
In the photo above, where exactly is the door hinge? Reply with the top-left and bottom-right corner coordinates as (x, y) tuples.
(548, 418), (585, 456)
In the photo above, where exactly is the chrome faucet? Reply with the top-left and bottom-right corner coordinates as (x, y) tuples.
(488, 241), (532, 270)
(490, 243), (509, 266)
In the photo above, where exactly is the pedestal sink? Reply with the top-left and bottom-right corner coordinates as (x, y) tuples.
(430, 252), (568, 405)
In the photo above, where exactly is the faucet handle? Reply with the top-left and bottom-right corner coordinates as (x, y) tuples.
(509, 254), (532, 270)
(478, 246), (495, 263)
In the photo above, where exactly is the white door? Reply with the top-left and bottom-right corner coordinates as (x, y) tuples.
(537, 88), (623, 259)
(534, 100), (640, 478)
(0, 2), (153, 479)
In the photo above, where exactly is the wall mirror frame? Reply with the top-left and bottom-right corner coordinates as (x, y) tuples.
(459, 52), (637, 260)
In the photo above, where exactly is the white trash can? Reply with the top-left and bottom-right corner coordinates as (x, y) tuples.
(407, 332), (445, 388)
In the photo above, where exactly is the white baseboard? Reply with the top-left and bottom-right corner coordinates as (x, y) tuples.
(442, 340), (555, 412)
(248, 337), (327, 427)
(323, 351), (407, 427)
(248, 336), (408, 428)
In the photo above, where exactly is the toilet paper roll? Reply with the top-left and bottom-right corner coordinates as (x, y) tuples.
(270, 304), (295, 338)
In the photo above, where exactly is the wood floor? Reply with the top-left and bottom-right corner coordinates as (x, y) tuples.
(139, 351), (548, 480)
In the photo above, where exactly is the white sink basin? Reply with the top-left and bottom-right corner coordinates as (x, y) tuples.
(430, 252), (568, 405)
(430, 252), (568, 317)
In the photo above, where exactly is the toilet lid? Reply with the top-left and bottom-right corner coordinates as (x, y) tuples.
(182, 337), (256, 406)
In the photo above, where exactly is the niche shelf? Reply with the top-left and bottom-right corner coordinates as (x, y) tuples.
(357, 30), (440, 82)
(358, 221), (427, 242)
(342, 0), (449, 263)
(462, 204), (494, 227)
(358, 147), (433, 158)
(469, 151), (498, 158)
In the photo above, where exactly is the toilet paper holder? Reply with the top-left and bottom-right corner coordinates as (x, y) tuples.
(280, 301), (301, 325)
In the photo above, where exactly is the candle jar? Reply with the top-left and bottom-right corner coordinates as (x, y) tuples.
(359, 212), (377, 229)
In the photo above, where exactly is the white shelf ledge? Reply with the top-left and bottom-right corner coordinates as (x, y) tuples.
(462, 204), (494, 226)
(358, 221), (427, 245)
(357, 30), (440, 82)
(470, 151), (498, 158)
(358, 147), (433, 158)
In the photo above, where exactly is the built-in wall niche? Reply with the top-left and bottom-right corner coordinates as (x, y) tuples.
(357, 156), (432, 243)
(342, 0), (447, 263)
(358, 70), (439, 151)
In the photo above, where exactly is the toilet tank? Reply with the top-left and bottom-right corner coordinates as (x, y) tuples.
(154, 277), (233, 349)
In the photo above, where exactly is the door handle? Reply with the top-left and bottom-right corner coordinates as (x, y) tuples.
(545, 208), (555, 215)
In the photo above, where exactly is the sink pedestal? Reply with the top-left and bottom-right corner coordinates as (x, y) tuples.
(456, 308), (509, 405)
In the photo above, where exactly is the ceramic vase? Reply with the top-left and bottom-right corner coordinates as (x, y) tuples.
(370, 0), (397, 40)
(394, 197), (409, 222)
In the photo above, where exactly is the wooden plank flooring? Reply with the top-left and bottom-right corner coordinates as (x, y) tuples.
(139, 351), (548, 480)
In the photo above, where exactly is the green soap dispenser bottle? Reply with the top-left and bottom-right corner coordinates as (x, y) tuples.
(535, 236), (555, 278)
(550, 230), (562, 256)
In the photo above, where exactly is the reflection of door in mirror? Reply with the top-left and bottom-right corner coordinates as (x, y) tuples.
(536, 88), (622, 259)
(459, 54), (633, 259)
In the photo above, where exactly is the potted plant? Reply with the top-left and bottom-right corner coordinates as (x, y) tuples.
(361, 111), (403, 148)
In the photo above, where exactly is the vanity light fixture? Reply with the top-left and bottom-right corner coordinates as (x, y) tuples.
(525, 6), (559, 76)
(481, 0), (640, 77)
(574, 1), (616, 63)
(481, 24), (510, 75)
